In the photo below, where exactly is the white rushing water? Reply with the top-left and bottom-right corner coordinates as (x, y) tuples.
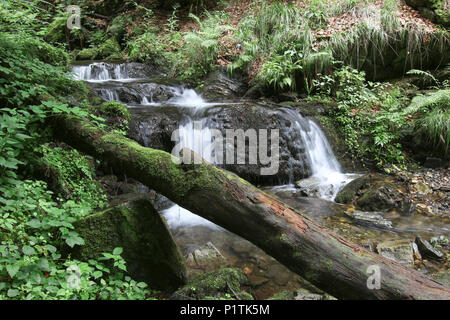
(161, 204), (222, 230)
(280, 108), (354, 200)
(72, 62), (131, 81)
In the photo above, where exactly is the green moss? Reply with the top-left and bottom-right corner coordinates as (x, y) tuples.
(76, 47), (99, 60)
(173, 268), (253, 300)
(267, 290), (295, 300)
(71, 196), (187, 290)
(100, 101), (131, 120)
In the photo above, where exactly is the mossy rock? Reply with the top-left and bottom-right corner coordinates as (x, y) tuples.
(267, 290), (295, 300)
(76, 38), (121, 61)
(171, 268), (254, 300)
(70, 195), (187, 291)
(267, 289), (336, 300)
(405, 0), (450, 27)
(100, 101), (131, 121)
(76, 47), (99, 60)
(355, 177), (398, 212)
(98, 38), (121, 59)
(335, 174), (371, 204)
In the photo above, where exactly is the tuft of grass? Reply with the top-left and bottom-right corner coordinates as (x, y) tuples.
(415, 108), (450, 155)
(326, 12), (449, 80)
(405, 90), (450, 155)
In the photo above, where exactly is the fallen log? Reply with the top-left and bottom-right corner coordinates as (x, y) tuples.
(53, 115), (450, 300)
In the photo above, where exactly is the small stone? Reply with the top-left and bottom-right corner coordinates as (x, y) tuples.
(186, 242), (226, 271)
(376, 239), (414, 268)
(415, 236), (444, 261)
(412, 242), (422, 260)
(345, 210), (393, 230)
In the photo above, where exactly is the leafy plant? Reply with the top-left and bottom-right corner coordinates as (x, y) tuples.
(182, 12), (232, 80)
(258, 50), (302, 91)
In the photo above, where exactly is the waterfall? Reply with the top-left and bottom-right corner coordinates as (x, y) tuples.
(97, 88), (119, 102)
(72, 62), (129, 81)
(73, 62), (352, 203)
(279, 107), (353, 200)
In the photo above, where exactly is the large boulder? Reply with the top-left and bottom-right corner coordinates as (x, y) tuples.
(171, 268), (254, 300)
(129, 102), (345, 185)
(70, 194), (187, 291)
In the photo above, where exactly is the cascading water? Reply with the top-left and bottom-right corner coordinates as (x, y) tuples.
(73, 61), (354, 222)
(279, 108), (356, 200)
(72, 62), (129, 81)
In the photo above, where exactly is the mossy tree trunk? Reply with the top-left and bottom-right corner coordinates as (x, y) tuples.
(53, 115), (450, 300)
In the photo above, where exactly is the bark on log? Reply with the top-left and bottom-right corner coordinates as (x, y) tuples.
(53, 115), (450, 300)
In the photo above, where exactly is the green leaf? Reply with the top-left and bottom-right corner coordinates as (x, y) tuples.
(6, 265), (20, 278)
(112, 247), (123, 256)
(7, 289), (19, 298)
(22, 245), (36, 255)
(65, 235), (85, 248)
(27, 219), (41, 228)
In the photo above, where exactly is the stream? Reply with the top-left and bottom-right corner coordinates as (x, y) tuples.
(72, 61), (449, 299)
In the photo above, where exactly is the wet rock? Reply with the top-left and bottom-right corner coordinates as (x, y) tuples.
(171, 268), (254, 300)
(335, 174), (370, 204)
(412, 242), (422, 260)
(344, 210), (393, 230)
(295, 177), (322, 198)
(398, 199), (415, 217)
(186, 242), (226, 271)
(200, 69), (248, 100)
(357, 185), (397, 211)
(267, 289), (336, 300)
(152, 193), (175, 212)
(70, 195), (187, 291)
(92, 81), (179, 104)
(376, 239), (414, 268)
(128, 106), (182, 151)
(415, 236), (445, 261)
